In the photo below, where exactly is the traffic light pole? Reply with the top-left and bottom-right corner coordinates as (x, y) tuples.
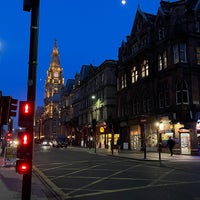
(22, 1), (40, 200)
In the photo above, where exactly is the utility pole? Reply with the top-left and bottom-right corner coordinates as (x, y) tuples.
(21, 1), (40, 200)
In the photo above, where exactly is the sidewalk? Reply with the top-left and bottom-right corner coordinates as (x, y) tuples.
(0, 157), (58, 200)
(68, 146), (200, 162)
(1, 147), (200, 200)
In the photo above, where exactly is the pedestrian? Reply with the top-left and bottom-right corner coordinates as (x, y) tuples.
(167, 136), (175, 156)
(1, 137), (7, 157)
(116, 138), (121, 153)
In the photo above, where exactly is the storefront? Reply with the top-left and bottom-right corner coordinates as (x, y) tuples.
(176, 127), (191, 154)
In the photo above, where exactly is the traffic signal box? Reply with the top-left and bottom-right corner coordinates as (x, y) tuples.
(16, 131), (33, 174)
(6, 132), (12, 143)
(0, 96), (18, 125)
(18, 101), (34, 128)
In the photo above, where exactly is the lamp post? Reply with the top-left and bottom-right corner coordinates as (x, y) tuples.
(22, 0), (40, 200)
(156, 122), (161, 161)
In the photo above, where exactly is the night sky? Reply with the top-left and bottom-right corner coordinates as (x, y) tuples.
(0, 0), (161, 127)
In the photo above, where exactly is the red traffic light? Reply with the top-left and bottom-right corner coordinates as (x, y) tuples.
(18, 132), (31, 145)
(18, 101), (34, 127)
(20, 102), (32, 115)
(17, 132), (32, 160)
(16, 160), (31, 174)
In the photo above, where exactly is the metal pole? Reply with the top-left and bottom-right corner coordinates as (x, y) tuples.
(22, 1), (40, 200)
(158, 132), (162, 161)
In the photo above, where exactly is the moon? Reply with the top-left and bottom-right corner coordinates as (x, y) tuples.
(121, 0), (126, 5)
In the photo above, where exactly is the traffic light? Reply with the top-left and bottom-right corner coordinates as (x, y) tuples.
(6, 132), (12, 143)
(16, 131), (33, 174)
(16, 160), (31, 174)
(18, 101), (34, 127)
(0, 96), (9, 124)
(10, 98), (18, 117)
(17, 131), (32, 160)
(0, 96), (18, 125)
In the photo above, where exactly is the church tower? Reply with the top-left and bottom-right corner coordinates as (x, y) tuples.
(43, 40), (64, 137)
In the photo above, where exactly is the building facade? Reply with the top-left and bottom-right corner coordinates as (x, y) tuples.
(59, 60), (118, 148)
(117, 0), (200, 154)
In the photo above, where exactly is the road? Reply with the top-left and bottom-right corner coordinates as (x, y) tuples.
(33, 145), (200, 200)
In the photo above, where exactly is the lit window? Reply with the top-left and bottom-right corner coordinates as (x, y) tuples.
(158, 50), (167, 71)
(131, 66), (138, 83)
(141, 59), (149, 78)
(121, 73), (127, 89)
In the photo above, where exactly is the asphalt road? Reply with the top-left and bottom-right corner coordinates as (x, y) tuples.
(33, 145), (200, 200)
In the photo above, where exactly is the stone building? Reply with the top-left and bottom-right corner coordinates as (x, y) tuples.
(60, 60), (118, 148)
(43, 40), (64, 138)
(117, 0), (200, 154)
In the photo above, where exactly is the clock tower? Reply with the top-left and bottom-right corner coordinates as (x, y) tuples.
(43, 40), (64, 137)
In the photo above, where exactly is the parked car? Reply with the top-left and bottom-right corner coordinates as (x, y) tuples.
(54, 136), (68, 148)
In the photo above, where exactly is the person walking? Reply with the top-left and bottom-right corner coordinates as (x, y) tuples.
(167, 136), (175, 156)
(1, 137), (7, 157)
(116, 138), (121, 153)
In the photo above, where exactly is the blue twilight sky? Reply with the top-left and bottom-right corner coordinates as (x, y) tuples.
(0, 0), (161, 126)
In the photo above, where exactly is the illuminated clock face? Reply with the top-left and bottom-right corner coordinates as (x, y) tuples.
(54, 72), (59, 77)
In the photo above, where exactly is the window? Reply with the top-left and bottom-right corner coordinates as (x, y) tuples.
(176, 80), (189, 105)
(158, 27), (166, 40)
(173, 43), (187, 64)
(195, 20), (200, 32)
(120, 101), (127, 117)
(131, 66), (138, 83)
(132, 98), (139, 115)
(158, 83), (169, 108)
(141, 59), (149, 78)
(196, 47), (200, 65)
(158, 50), (167, 71)
(143, 93), (152, 112)
(121, 73), (127, 89)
